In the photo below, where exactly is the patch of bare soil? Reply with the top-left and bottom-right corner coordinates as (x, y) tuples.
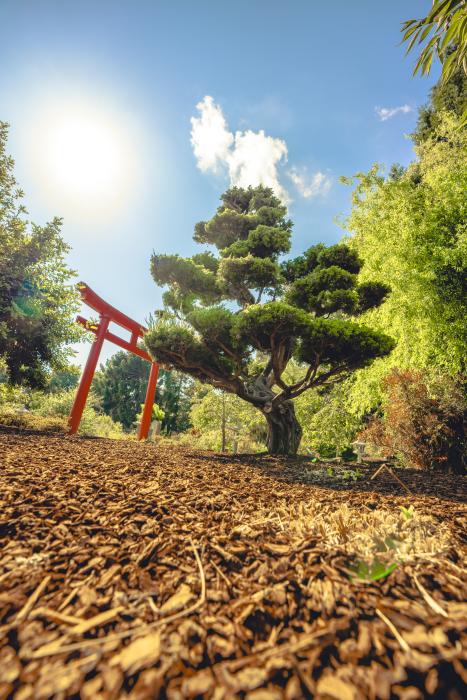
(0, 431), (465, 699)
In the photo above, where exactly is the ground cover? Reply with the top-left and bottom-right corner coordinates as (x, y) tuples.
(0, 430), (465, 699)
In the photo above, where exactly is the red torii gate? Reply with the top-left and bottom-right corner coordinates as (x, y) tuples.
(68, 282), (159, 440)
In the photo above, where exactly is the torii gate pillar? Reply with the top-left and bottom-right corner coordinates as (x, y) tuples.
(68, 283), (159, 440)
(138, 361), (159, 440)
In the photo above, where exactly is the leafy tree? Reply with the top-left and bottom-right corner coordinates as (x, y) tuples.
(0, 122), (81, 387)
(294, 383), (361, 457)
(46, 364), (81, 393)
(93, 352), (152, 429)
(93, 350), (192, 432)
(401, 1), (467, 92)
(157, 368), (192, 434)
(145, 186), (394, 455)
(413, 64), (467, 143)
(341, 112), (466, 415)
(188, 383), (266, 453)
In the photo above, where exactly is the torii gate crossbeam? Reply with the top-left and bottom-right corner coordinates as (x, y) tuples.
(68, 282), (159, 440)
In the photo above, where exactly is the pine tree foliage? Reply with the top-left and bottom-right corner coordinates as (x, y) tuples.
(145, 186), (393, 455)
(93, 351), (192, 433)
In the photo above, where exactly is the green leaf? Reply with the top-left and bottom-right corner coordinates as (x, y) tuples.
(348, 558), (398, 582)
(369, 560), (398, 581)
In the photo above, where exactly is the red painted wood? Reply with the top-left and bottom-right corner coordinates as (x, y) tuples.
(138, 362), (159, 440)
(78, 283), (147, 336)
(76, 316), (153, 362)
(68, 316), (110, 434)
(70, 283), (160, 440)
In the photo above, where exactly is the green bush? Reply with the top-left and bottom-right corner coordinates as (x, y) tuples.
(0, 407), (66, 433)
(30, 389), (127, 439)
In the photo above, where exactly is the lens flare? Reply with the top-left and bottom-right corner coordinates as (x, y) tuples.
(30, 99), (140, 220)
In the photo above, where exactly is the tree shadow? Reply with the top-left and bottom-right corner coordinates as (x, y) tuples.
(185, 450), (467, 506)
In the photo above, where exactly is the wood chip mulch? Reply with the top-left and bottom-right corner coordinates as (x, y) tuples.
(0, 430), (466, 699)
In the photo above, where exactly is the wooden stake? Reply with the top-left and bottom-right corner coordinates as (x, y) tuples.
(371, 463), (413, 495)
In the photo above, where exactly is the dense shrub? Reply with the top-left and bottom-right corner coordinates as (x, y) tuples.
(294, 382), (361, 456)
(359, 369), (465, 472)
(0, 408), (66, 433)
(0, 385), (127, 439)
(30, 389), (127, 439)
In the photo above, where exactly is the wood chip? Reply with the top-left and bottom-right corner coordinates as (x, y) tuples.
(110, 631), (161, 674)
(69, 606), (125, 635)
(1, 431), (465, 699)
(15, 575), (51, 623)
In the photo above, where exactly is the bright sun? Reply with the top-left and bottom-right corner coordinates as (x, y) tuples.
(48, 117), (124, 197)
(30, 100), (139, 217)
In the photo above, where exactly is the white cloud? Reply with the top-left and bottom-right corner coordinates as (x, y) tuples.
(287, 167), (331, 199)
(375, 104), (413, 121)
(228, 129), (288, 202)
(190, 95), (328, 203)
(190, 96), (233, 173)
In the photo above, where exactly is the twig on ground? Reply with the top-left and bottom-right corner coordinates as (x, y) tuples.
(370, 463), (387, 481)
(376, 608), (410, 652)
(210, 559), (232, 589)
(57, 588), (78, 612)
(413, 574), (448, 618)
(69, 606), (125, 635)
(146, 597), (159, 617)
(31, 606), (83, 626)
(387, 466), (413, 495)
(15, 575), (51, 624)
(210, 542), (241, 563)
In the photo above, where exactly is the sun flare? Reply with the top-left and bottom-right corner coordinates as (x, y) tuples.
(30, 100), (139, 217)
(48, 117), (123, 197)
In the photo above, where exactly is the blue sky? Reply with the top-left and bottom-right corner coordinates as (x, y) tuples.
(0, 1), (438, 367)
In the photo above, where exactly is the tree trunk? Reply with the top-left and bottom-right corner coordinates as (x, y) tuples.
(221, 394), (226, 453)
(264, 400), (302, 456)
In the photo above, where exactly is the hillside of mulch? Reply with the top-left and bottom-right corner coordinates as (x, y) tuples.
(0, 431), (466, 700)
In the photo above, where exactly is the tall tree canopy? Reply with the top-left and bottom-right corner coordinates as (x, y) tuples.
(342, 111), (466, 414)
(413, 63), (467, 143)
(93, 351), (192, 433)
(145, 186), (394, 455)
(0, 122), (81, 387)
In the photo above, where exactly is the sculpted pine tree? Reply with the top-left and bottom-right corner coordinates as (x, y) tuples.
(145, 186), (394, 455)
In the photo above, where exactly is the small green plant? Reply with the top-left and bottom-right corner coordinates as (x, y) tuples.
(326, 466), (334, 477)
(151, 403), (165, 421)
(374, 536), (399, 552)
(341, 468), (363, 482)
(137, 403), (165, 423)
(400, 505), (415, 520)
(349, 558), (398, 582)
